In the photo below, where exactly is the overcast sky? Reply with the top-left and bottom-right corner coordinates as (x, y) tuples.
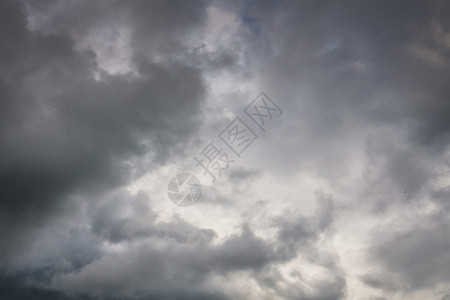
(1, 0), (450, 299)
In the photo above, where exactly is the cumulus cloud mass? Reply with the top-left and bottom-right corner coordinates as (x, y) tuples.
(1, 0), (450, 299)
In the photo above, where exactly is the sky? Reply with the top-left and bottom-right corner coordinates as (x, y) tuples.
(1, 0), (450, 299)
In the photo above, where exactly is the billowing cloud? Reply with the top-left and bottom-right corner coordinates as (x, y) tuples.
(1, 1), (450, 299)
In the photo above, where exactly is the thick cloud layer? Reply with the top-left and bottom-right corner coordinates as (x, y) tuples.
(0, 0), (206, 260)
(1, 0), (450, 299)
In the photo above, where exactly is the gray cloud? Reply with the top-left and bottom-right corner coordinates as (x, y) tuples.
(0, 0), (207, 263)
(48, 192), (344, 299)
(366, 211), (450, 291)
(2, 0), (450, 299)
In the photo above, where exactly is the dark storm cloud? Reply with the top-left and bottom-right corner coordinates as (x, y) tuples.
(24, 0), (210, 62)
(0, 0), (208, 263)
(1, 1), (243, 298)
(0, 275), (74, 300)
(90, 190), (216, 244)
(359, 273), (398, 292)
(0, 275), (229, 300)
(237, 0), (449, 136)
(363, 210), (450, 292)
(2, 0), (450, 299)
(262, 194), (346, 300)
(222, 0), (450, 203)
(40, 191), (340, 299)
(219, 2), (450, 297)
(52, 223), (272, 297)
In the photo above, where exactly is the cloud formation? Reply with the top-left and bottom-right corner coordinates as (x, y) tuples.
(1, 0), (450, 299)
